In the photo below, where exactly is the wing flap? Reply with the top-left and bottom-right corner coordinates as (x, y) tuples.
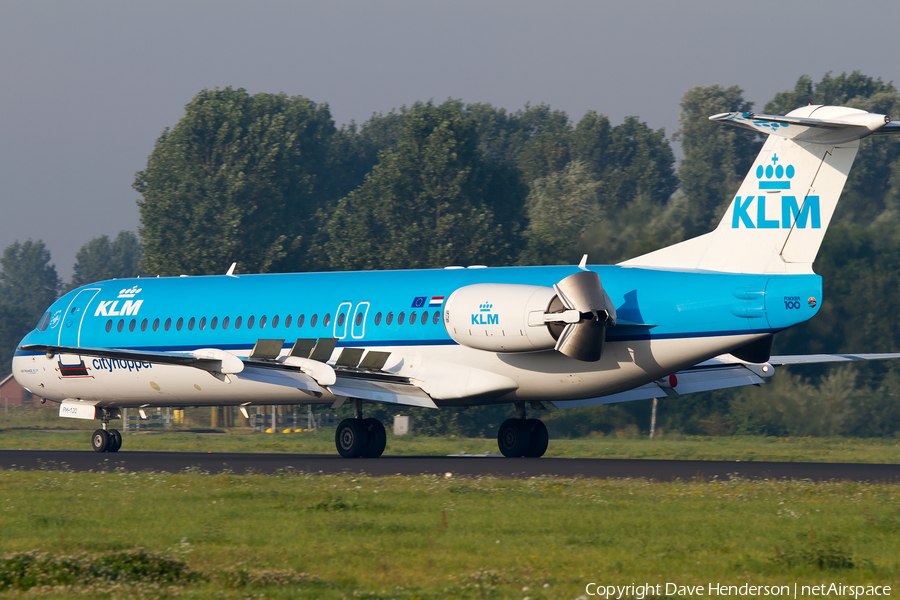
(235, 366), (324, 395)
(329, 377), (438, 409)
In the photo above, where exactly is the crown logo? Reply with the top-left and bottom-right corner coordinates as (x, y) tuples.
(479, 302), (493, 312)
(118, 286), (142, 298)
(756, 154), (795, 189)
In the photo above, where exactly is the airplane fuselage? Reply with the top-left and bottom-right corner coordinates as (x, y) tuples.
(13, 265), (821, 409)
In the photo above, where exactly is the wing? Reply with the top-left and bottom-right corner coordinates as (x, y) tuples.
(19, 342), (437, 409)
(554, 352), (900, 408)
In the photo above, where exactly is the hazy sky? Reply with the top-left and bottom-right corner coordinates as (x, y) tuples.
(1, 0), (897, 279)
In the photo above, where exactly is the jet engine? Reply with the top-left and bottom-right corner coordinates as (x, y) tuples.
(443, 271), (616, 361)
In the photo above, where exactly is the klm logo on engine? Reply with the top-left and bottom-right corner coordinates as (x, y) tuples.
(471, 302), (498, 325)
(732, 156), (821, 229)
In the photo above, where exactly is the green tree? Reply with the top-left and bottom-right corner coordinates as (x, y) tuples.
(676, 85), (762, 236)
(68, 231), (142, 290)
(135, 87), (339, 276)
(519, 161), (602, 265)
(0, 240), (61, 376)
(321, 100), (528, 270)
(573, 113), (677, 210)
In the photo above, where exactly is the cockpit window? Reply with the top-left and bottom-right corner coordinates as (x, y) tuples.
(36, 312), (51, 332)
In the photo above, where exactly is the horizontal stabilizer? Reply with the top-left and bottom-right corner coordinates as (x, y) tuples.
(709, 106), (896, 144)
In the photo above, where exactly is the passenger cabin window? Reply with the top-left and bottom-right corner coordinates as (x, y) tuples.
(374, 312), (382, 326)
(409, 311), (416, 325)
(176, 317), (183, 331)
(398, 312), (405, 325)
(223, 316), (230, 330)
(337, 313), (345, 327)
(259, 315), (266, 328)
(165, 318), (171, 331)
(235, 316), (242, 329)
(211, 316), (217, 330)
(421, 312), (428, 325)
(310, 314), (317, 327)
(324, 313), (331, 327)
(386, 312), (393, 325)
(117, 319), (124, 333)
(356, 313), (364, 327)
(285, 315), (292, 328)
(188, 317), (195, 331)
(432, 311), (440, 324)
(141, 318), (148, 332)
(298, 314), (305, 327)
(129, 319), (136, 332)
(153, 318), (160, 332)
(199, 317), (206, 330)
(106, 319), (112, 333)
(247, 316), (255, 329)
(272, 315), (279, 328)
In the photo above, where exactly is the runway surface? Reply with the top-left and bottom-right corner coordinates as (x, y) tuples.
(0, 450), (898, 481)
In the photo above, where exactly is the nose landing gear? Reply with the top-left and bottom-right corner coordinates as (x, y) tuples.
(91, 408), (122, 453)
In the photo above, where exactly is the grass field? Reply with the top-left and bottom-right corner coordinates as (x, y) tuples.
(0, 469), (897, 598)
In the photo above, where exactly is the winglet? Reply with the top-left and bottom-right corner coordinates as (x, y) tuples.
(225, 262), (237, 277)
(578, 254), (588, 271)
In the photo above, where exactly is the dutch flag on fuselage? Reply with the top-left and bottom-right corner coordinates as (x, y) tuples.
(429, 296), (445, 307)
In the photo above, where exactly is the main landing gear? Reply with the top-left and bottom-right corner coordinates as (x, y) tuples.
(91, 408), (122, 453)
(335, 399), (386, 458)
(497, 403), (549, 458)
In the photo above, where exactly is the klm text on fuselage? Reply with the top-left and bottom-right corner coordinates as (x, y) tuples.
(731, 196), (821, 229)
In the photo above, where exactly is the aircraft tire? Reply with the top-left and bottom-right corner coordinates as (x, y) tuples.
(91, 429), (109, 453)
(335, 418), (368, 458)
(524, 419), (549, 458)
(107, 429), (122, 453)
(497, 419), (531, 458)
(361, 418), (387, 458)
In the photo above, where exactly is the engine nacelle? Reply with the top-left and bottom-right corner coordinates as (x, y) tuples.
(444, 284), (558, 353)
(444, 271), (615, 362)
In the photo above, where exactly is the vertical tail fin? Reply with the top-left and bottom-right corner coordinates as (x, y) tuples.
(622, 106), (900, 274)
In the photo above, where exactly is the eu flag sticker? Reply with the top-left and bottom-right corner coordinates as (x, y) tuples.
(411, 296), (427, 308)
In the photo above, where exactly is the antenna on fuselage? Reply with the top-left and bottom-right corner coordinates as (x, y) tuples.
(578, 254), (588, 271)
(225, 262), (237, 277)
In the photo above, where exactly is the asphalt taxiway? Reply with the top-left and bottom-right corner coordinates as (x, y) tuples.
(0, 450), (897, 481)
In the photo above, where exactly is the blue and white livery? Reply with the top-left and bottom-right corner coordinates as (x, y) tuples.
(13, 105), (900, 457)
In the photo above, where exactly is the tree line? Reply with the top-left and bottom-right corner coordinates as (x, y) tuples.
(3, 71), (900, 438)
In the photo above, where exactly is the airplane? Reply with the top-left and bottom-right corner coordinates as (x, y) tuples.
(12, 104), (900, 458)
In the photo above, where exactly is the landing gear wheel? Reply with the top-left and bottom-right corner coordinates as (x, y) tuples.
(91, 429), (109, 453)
(107, 429), (122, 453)
(497, 419), (531, 458)
(361, 418), (386, 458)
(335, 418), (368, 458)
(524, 419), (548, 458)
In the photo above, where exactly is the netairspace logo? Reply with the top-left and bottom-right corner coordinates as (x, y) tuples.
(582, 582), (892, 599)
